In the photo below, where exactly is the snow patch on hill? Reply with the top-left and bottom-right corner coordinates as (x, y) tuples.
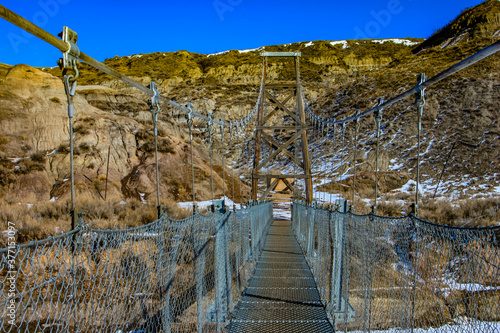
(330, 40), (348, 48)
(372, 38), (420, 46)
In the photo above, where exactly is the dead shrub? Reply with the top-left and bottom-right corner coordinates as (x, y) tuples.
(140, 138), (175, 154)
(16, 216), (52, 243)
(377, 201), (408, 217)
(419, 198), (500, 227)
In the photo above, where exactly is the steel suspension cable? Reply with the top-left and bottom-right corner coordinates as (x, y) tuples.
(220, 119), (226, 205)
(329, 123), (336, 206)
(415, 74), (426, 217)
(229, 122), (236, 210)
(149, 82), (162, 219)
(351, 110), (360, 210)
(374, 99), (384, 213)
(208, 114), (215, 205)
(338, 122), (345, 203)
(187, 104), (197, 214)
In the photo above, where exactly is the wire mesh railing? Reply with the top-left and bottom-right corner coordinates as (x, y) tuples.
(0, 201), (273, 332)
(292, 202), (500, 332)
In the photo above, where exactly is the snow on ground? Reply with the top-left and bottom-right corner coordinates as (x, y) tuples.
(304, 41), (314, 47)
(389, 158), (405, 171)
(441, 278), (500, 298)
(330, 40), (348, 48)
(393, 179), (435, 196)
(372, 38), (420, 46)
(314, 191), (341, 204)
(207, 50), (230, 57)
(207, 46), (264, 57)
(239, 47), (260, 53)
(178, 197), (242, 213)
(349, 320), (500, 332)
(273, 202), (292, 220)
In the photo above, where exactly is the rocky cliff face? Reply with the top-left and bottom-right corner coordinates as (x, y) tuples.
(0, 64), (245, 204)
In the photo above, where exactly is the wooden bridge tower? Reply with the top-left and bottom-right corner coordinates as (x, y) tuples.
(251, 52), (313, 204)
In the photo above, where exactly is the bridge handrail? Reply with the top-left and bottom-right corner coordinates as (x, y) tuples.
(0, 201), (274, 332)
(292, 202), (500, 331)
(302, 201), (500, 230)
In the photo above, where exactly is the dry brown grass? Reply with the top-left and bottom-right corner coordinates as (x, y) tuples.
(420, 197), (500, 227)
(0, 196), (191, 246)
(376, 201), (410, 217)
(368, 194), (500, 227)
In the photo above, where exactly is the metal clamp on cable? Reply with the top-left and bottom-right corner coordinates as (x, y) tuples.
(415, 73), (426, 132)
(149, 82), (160, 121)
(63, 75), (77, 118)
(374, 98), (384, 129)
(186, 103), (194, 137)
(220, 118), (225, 144)
(415, 73), (426, 109)
(354, 109), (361, 128)
(207, 113), (214, 144)
(57, 26), (80, 81)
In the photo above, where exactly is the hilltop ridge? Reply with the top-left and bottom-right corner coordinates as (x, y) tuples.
(414, 0), (500, 53)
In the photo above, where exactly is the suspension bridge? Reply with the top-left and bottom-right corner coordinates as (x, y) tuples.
(1, 5), (500, 332)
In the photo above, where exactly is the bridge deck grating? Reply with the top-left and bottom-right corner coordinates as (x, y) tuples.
(228, 220), (333, 333)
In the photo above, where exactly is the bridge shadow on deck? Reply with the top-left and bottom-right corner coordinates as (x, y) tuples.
(228, 220), (333, 333)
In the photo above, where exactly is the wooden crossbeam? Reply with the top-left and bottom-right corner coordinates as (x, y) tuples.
(282, 178), (295, 192)
(253, 174), (311, 179)
(260, 178), (281, 200)
(261, 132), (304, 168)
(264, 89), (305, 126)
(262, 91), (295, 124)
(256, 130), (304, 170)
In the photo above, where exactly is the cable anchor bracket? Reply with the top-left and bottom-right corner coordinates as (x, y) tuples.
(57, 26), (80, 81)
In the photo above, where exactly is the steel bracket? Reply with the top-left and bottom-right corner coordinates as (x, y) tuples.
(57, 26), (80, 75)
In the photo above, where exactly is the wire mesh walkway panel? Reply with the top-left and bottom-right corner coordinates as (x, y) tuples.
(0, 202), (274, 332)
(229, 219), (334, 333)
(293, 202), (500, 332)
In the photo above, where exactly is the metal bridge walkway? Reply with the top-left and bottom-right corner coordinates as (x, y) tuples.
(229, 219), (333, 332)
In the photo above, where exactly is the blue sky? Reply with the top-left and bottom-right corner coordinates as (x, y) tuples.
(0, 0), (485, 67)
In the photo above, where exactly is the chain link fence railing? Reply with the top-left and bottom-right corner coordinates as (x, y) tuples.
(1, 201), (273, 332)
(293, 202), (500, 332)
